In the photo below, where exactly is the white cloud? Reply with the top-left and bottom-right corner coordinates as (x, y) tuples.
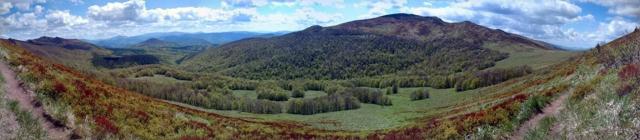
(587, 17), (638, 42)
(400, 0), (596, 48)
(1, 0), (345, 40)
(46, 10), (88, 27)
(69, 0), (84, 5)
(356, 0), (407, 18)
(582, 0), (640, 18)
(87, 0), (145, 22)
(3, 0), (46, 11)
(220, 0), (345, 8)
(0, 12), (48, 38)
(34, 5), (43, 14)
(0, 2), (12, 15)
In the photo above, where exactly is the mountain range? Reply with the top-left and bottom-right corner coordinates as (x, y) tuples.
(181, 13), (561, 80)
(89, 31), (288, 48)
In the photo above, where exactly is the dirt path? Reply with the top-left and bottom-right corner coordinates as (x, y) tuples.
(510, 90), (571, 140)
(0, 62), (71, 139)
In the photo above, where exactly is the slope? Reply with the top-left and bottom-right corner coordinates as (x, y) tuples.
(0, 38), (357, 139)
(182, 13), (566, 80)
(7, 37), (110, 71)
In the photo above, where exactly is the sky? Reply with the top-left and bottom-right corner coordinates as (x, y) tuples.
(0, 0), (639, 49)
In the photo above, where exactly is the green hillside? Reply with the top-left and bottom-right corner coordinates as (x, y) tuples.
(181, 14), (566, 81)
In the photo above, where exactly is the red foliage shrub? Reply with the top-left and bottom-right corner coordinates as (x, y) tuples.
(187, 121), (215, 137)
(617, 84), (633, 96)
(135, 111), (150, 122)
(53, 82), (67, 94)
(618, 64), (640, 81)
(95, 116), (119, 134)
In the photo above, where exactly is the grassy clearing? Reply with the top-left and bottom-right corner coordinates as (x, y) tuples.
(494, 50), (576, 70)
(484, 43), (578, 70)
(181, 87), (514, 131)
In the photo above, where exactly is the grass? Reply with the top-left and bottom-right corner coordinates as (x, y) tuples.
(484, 43), (578, 70)
(554, 64), (640, 139)
(174, 87), (515, 131)
(524, 116), (556, 140)
(0, 71), (47, 140)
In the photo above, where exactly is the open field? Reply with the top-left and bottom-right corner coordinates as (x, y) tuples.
(168, 86), (517, 131)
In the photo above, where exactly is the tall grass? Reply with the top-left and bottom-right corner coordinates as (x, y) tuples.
(7, 101), (47, 139)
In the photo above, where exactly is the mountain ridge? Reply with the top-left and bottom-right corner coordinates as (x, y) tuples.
(182, 13), (560, 80)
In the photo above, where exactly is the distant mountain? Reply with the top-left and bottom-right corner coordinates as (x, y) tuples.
(333, 13), (554, 50)
(90, 31), (287, 48)
(3, 37), (111, 70)
(182, 13), (560, 80)
(132, 38), (179, 48)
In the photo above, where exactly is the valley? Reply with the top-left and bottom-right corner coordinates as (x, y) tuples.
(0, 2), (639, 139)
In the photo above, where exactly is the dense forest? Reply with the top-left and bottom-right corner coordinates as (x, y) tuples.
(92, 55), (160, 68)
(183, 19), (510, 81)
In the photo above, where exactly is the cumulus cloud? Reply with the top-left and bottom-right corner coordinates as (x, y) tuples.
(402, 0), (594, 43)
(582, 0), (640, 18)
(34, 5), (43, 14)
(356, 0), (407, 18)
(46, 10), (88, 27)
(0, 12), (48, 39)
(0, 2), (12, 15)
(221, 0), (345, 8)
(87, 0), (145, 22)
(1, 0), (346, 39)
(587, 17), (638, 42)
(69, 0), (84, 5)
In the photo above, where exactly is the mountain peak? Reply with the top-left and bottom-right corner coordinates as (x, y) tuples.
(134, 38), (178, 48)
(31, 36), (66, 44)
(378, 13), (444, 23)
(303, 25), (323, 32)
(141, 38), (165, 44)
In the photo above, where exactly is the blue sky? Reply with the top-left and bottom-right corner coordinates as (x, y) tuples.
(1, 0), (639, 49)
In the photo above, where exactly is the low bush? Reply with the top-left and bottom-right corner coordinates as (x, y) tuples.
(514, 95), (550, 124)
(410, 89), (430, 101)
(237, 98), (282, 114)
(287, 95), (360, 115)
(343, 87), (392, 106)
(256, 85), (289, 101)
(291, 89), (305, 98)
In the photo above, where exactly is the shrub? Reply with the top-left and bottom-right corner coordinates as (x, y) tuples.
(455, 65), (533, 91)
(618, 64), (640, 81)
(386, 88), (392, 95)
(287, 95), (360, 115)
(410, 89), (430, 101)
(514, 95), (549, 124)
(392, 83), (399, 94)
(571, 81), (596, 100)
(291, 89), (305, 98)
(342, 87), (392, 106)
(324, 85), (345, 95)
(256, 85), (289, 101)
(95, 116), (119, 134)
(237, 98), (282, 114)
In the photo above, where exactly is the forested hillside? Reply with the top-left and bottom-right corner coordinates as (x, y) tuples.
(182, 14), (556, 80)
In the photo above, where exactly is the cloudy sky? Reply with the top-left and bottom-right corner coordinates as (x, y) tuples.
(0, 0), (639, 49)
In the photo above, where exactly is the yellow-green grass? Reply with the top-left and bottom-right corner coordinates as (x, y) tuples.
(484, 43), (579, 70)
(167, 87), (518, 131)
